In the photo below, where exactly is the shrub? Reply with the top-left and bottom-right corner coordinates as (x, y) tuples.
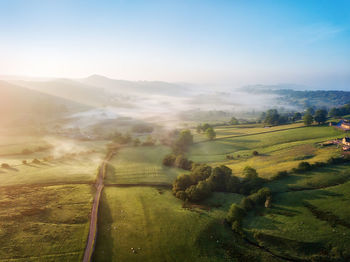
(1, 163), (10, 168)
(296, 161), (312, 172)
(226, 204), (245, 224)
(271, 170), (288, 180)
(175, 191), (188, 201)
(22, 148), (33, 155)
(172, 174), (195, 194)
(32, 158), (40, 164)
(191, 164), (212, 182)
(207, 165), (232, 192)
(162, 154), (176, 167)
(240, 197), (254, 211)
(243, 166), (258, 179)
(185, 180), (212, 202)
(175, 155), (193, 170)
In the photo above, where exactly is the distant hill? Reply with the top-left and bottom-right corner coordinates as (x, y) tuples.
(79, 74), (190, 97)
(241, 85), (350, 109)
(0, 80), (87, 124)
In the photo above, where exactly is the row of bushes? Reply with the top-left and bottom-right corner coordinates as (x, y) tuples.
(172, 165), (267, 202)
(226, 187), (272, 234)
(162, 154), (193, 170)
(269, 155), (350, 181)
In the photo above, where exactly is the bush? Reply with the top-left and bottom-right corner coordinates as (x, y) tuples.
(243, 166), (258, 179)
(240, 197), (254, 211)
(32, 158), (40, 164)
(172, 174), (195, 194)
(252, 151), (259, 156)
(191, 164), (212, 182)
(1, 163), (10, 168)
(185, 180), (212, 202)
(296, 161), (312, 172)
(207, 165), (232, 192)
(162, 154), (176, 167)
(175, 155), (193, 170)
(226, 204), (245, 224)
(22, 148), (33, 155)
(271, 170), (288, 180)
(175, 191), (188, 201)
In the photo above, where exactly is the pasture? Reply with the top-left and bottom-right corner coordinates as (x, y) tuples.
(0, 134), (107, 261)
(189, 125), (343, 178)
(0, 184), (93, 261)
(104, 146), (186, 185)
(93, 187), (281, 262)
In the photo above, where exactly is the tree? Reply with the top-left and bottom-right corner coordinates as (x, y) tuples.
(206, 127), (216, 140)
(201, 123), (211, 132)
(314, 109), (327, 124)
(306, 107), (315, 116)
(264, 109), (280, 126)
(226, 204), (245, 224)
(207, 165), (232, 192)
(162, 154), (176, 166)
(329, 107), (342, 118)
(292, 112), (302, 122)
(173, 129), (193, 153)
(185, 180), (212, 202)
(172, 174), (195, 194)
(133, 138), (141, 146)
(303, 113), (313, 126)
(230, 117), (239, 125)
(243, 166), (258, 180)
(196, 124), (202, 134)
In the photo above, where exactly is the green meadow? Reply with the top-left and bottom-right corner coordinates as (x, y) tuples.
(0, 135), (107, 261)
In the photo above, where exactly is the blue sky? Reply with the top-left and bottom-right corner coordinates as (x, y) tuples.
(0, 0), (349, 89)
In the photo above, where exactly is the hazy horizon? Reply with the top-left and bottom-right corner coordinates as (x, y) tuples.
(1, 0), (349, 90)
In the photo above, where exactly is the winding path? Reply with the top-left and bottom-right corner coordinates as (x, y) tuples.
(82, 150), (116, 262)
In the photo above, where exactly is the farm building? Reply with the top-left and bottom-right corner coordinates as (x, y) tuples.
(338, 119), (350, 130)
(343, 137), (350, 146)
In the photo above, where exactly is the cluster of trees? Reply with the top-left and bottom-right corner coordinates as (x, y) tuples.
(131, 124), (154, 133)
(226, 187), (272, 234)
(229, 117), (239, 125)
(260, 109), (289, 126)
(196, 123), (216, 140)
(162, 154), (193, 170)
(172, 165), (266, 202)
(111, 132), (132, 144)
(260, 107), (329, 127)
(111, 131), (156, 146)
(303, 108), (328, 126)
(329, 103), (350, 118)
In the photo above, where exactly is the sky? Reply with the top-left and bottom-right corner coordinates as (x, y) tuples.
(0, 0), (349, 89)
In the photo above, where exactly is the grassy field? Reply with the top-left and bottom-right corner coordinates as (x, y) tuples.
(0, 184), (93, 262)
(105, 145), (186, 185)
(93, 187), (282, 262)
(241, 163), (350, 259)
(189, 125), (344, 178)
(0, 135), (107, 261)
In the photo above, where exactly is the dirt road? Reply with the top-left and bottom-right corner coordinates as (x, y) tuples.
(82, 150), (116, 262)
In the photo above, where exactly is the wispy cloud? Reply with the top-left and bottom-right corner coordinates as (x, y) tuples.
(301, 23), (346, 44)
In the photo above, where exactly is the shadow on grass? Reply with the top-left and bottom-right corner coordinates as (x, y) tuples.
(92, 190), (114, 262)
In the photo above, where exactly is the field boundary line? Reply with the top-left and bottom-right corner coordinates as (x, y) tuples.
(82, 149), (117, 262)
(195, 125), (307, 144)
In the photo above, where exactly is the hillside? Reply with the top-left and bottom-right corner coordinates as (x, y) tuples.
(0, 80), (87, 125)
